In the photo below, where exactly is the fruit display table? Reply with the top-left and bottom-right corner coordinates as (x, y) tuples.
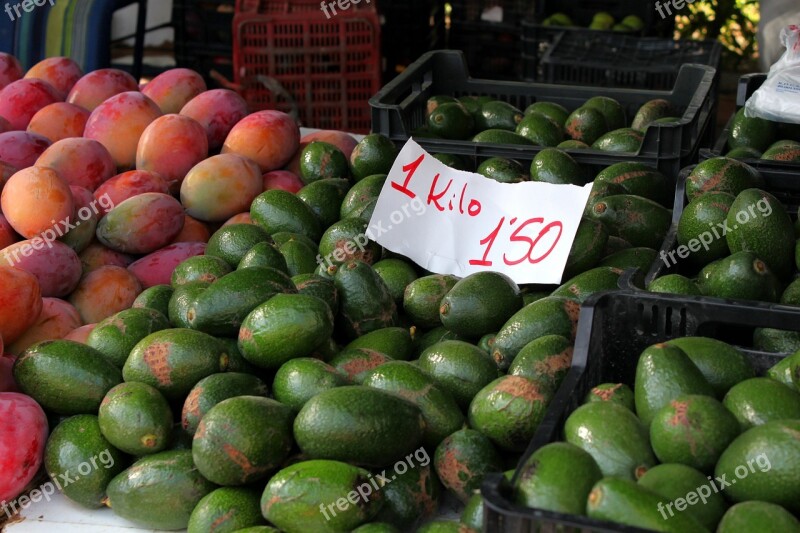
(5, 481), (465, 532)
(6, 491), (151, 532)
(3, 47), (800, 533)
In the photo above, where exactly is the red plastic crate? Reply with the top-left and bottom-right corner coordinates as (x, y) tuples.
(232, 4), (381, 133)
(236, 0), (373, 13)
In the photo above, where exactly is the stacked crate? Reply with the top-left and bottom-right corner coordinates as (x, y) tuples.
(232, 0), (382, 133)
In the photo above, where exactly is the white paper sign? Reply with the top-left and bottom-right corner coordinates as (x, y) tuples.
(366, 139), (593, 284)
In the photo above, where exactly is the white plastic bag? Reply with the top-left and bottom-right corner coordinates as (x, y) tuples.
(745, 24), (800, 124)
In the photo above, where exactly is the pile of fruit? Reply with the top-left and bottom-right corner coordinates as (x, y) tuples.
(0, 49), (680, 533)
(648, 155), (800, 313)
(512, 337), (800, 532)
(2, 46), (797, 533)
(724, 108), (800, 161)
(418, 93), (681, 154)
(540, 11), (645, 33)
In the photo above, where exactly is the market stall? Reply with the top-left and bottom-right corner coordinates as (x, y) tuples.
(1, 1), (799, 532)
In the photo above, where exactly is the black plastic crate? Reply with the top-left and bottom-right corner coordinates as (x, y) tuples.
(701, 73), (800, 176)
(370, 50), (717, 179)
(540, 32), (722, 90)
(378, 0), (445, 82)
(521, 0), (674, 82)
(532, 0), (661, 28)
(173, 0), (235, 84)
(447, 19), (523, 80)
(450, 0), (534, 24)
(447, 0), (536, 80)
(646, 163), (800, 286)
(482, 289), (795, 532)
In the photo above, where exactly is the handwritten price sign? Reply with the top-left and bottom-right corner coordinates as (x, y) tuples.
(366, 139), (592, 284)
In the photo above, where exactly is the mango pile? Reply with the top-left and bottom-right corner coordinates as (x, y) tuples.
(2, 49), (798, 533)
(0, 53), (680, 533)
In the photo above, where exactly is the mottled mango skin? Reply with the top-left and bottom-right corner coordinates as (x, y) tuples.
(136, 114), (208, 191)
(97, 192), (184, 255)
(79, 243), (135, 275)
(222, 110), (300, 172)
(141, 68), (206, 115)
(24, 57), (83, 96)
(1, 166), (73, 239)
(180, 153), (262, 222)
(0, 160), (15, 186)
(60, 185), (102, 253)
(0, 52), (23, 88)
(0, 266), (42, 345)
(93, 170), (170, 215)
(0, 131), (51, 170)
(127, 242), (207, 289)
(223, 212), (254, 226)
(180, 88), (248, 151)
(67, 68), (138, 111)
(27, 102), (90, 142)
(8, 298), (83, 354)
(36, 138), (115, 191)
(0, 214), (18, 250)
(68, 265), (142, 324)
(0, 78), (62, 130)
(170, 215), (210, 244)
(0, 240), (82, 297)
(84, 91), (162, 169)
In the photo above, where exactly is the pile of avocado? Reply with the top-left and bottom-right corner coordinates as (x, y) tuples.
(648, 155), (800, 317)
(724, 108), (800, 162)
(16, 100), (799, 531)
(10, 132), (678, 533)
(513, 338), (800, 532)
(541, 11), (645, 33)
(418, 94), (681, 154)
(432, 150), (674, 301)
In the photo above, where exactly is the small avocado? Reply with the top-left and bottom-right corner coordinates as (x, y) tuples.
(631, 99), (673, 131)
(729, 107), (777, 152)
(565, 106), (609, 145)
(529, 148), (585, 185)
(697, 251), (780, 302)
(634, 343), (714, 427)
(427, 102), (474, 140)
(475, 100), (524, 132)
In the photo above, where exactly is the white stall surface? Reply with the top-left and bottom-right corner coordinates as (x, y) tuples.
(4, 491), (163, 532)
(3, 488), (464, 533)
